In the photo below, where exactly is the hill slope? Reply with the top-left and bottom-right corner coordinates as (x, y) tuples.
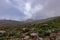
(0, 16), (60, 39)
(0, 16), (60, 27)
(0, 20), (24, 27)
(24, 16), (60, 24)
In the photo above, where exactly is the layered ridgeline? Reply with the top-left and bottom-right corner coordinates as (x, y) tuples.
(0, 16), (60, 40)
(0, 16), (60, 26)
(0, 20), (25, 27)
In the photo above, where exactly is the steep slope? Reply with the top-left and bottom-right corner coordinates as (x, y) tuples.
(25, 16), (60, 24)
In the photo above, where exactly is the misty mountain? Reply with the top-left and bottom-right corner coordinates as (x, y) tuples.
(25, 16), (58, 24)
(0, 16), (60, 27)
(0, 20), (24, 27)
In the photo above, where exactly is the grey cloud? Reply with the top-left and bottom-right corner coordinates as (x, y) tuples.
(32, 0), (60, 20)
(0, 0), (60, 21)
(0, 0), (25, 21)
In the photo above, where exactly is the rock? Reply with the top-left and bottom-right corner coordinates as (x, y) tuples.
(0, 30), (6, 33)
(24, 36), (30, 40)
(31, 33), (37, 36)
(39, 37), (43, 40)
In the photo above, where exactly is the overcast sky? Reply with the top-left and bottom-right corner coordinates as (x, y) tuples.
(0, 0), (60, 21)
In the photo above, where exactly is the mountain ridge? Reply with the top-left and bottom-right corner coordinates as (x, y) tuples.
(0, 16), (60, 27)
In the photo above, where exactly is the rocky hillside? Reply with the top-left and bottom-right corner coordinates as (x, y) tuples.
(0, 16), (60, 40)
